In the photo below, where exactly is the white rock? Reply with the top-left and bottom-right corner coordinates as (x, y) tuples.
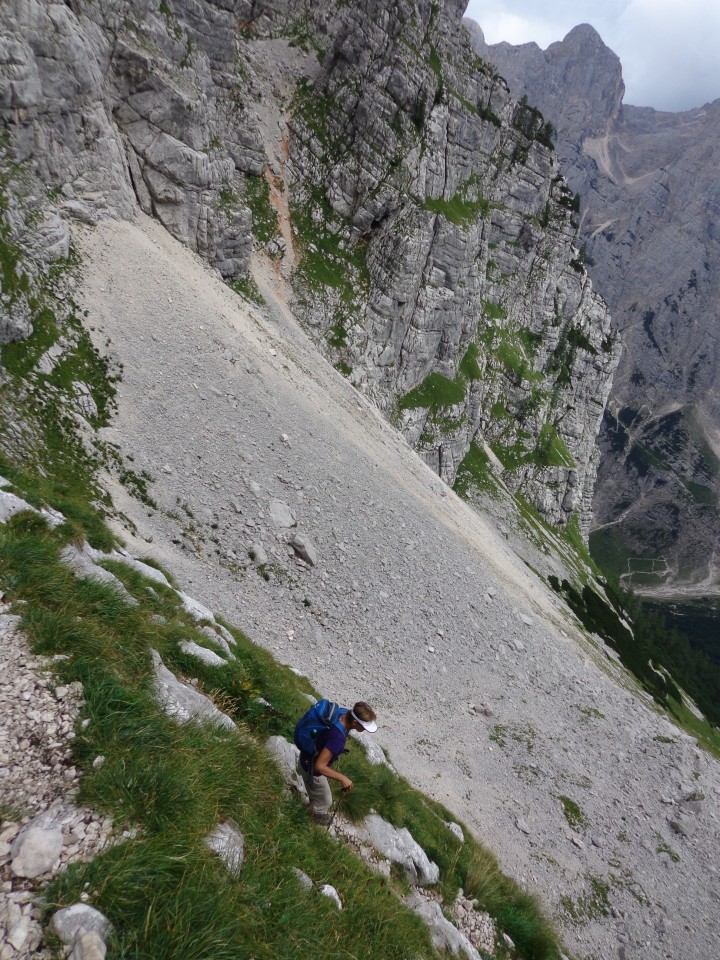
(68, 930), (107, 960)
(179, 640), (227, 667)
(445, 821), (465, 843)
(151, 650), (235, 730)
(269, 499), (295, 528)
(60, 544), (138, 605)
(265, 736), (308, 803)
(49, 903), (112, 943)
(349, 729), (394, 769)
(319, 884), (342, 909)
(205, 822), (244, 877)
(11, 825), (63, 878)
(0, 491), (37, 524)
(362, 814), (439, 885)
(178, 592), (216, 623)
(7, 915), (31, 950)
(288, 532), (318, 566)
(407, 893), (481, 959)
(291, 867), (313, 890)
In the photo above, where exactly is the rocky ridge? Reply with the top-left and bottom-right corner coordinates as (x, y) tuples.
(465, 19), (720, 590)
(0, 0), (619, 533)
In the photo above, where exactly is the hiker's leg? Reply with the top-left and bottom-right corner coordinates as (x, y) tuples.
(300, 766), (332, 816)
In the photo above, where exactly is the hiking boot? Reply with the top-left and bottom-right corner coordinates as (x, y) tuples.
(313, 812), (332, 825)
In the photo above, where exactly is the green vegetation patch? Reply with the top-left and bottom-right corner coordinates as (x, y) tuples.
(534, 423), (575, 468)
(398, 371), (466, 412)
(423, 174), (493, 227)
(243, 174), (278, 245)
(453, 442), (502, 500)
(558, 795), (588, 830)
(459, 341), (482, 380)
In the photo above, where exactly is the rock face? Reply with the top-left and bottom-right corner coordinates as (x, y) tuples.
(0, 0), (619, 534)
(287, 0), (619, 532)
(467, 20), (720, 588)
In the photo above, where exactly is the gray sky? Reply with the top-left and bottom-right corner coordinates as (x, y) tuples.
(464, 0), (720, 111)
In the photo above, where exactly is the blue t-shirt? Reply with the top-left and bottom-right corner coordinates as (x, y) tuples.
(300, 723), (347, 774)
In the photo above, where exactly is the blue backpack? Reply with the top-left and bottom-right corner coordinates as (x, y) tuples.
(294, 699), (347, 756)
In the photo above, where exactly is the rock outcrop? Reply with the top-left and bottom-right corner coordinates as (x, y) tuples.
(466, 19), (720, 588)
(0, 0), (620, 534)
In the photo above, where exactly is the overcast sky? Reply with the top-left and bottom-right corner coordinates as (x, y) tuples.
(464, 0), (720, 111)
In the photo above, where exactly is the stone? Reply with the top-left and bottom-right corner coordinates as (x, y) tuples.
(60, 544), (138, 605)
(362, 814), (439, 886)
(445, 821), (465, 844)
(288, 532), (318, 566)
(178, 592), (217, 624)
(7, 915), (31, 951)
(349, 729), (393, 769)
(179, 640), (227, 667)
(10, 824), (63, 878)
(407, 892), (481, 960)
(204, 822), (244, 878)
(319, 884), (342, 910)
(265, 736), (308, 804)
(0, 491), (38, 524)
(516, 819), (530, 835)
(249, 542), (268, 565)
(49, 904), (112, 944)
(269, 499), (295, 528)
(291, 867), (313, 891)
(150, 650), (235, 731)
(68, 930), (107, 960)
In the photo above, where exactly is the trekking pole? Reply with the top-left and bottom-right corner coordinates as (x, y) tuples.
(326, 787), (348, 831)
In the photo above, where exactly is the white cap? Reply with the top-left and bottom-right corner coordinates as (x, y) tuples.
(351, 709), (377, 733)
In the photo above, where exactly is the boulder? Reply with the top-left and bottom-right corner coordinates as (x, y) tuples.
(60, 544), (138, 605)
(10, 824), (63, 878)
(269, 499), (295, 528)
(49, 904), (112, 944)
(407, 893), (481, 960)
(319, 884), (343, 909)
(288, 532), (318, 566)
(179, 640), (227, 667)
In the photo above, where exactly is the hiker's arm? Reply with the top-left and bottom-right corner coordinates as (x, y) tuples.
(313, 747), (353, 790)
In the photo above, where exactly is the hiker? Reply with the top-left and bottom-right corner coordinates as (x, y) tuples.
(295, 700), (378, 825)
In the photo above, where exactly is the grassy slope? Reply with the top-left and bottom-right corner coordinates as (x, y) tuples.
(0, 252), (564, 959)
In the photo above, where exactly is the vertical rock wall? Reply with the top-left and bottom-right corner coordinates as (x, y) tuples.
(0, 0), (620, 533)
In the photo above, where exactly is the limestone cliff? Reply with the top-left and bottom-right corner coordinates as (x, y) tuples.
(0, 0), (619, 533)
(466, 20), (720, 590)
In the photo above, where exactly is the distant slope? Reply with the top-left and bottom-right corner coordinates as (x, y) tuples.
(465, 19), (720, 593)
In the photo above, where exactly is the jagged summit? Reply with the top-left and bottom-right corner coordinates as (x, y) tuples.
(471, 19), (625, 138)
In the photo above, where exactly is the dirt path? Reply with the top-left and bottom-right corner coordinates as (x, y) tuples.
(73, 213), (720, 960)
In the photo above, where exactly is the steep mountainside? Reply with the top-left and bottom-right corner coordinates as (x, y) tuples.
(0, 0), (618, 535)
(2, 5), (720, 960)
(465, 20), (720, 593)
